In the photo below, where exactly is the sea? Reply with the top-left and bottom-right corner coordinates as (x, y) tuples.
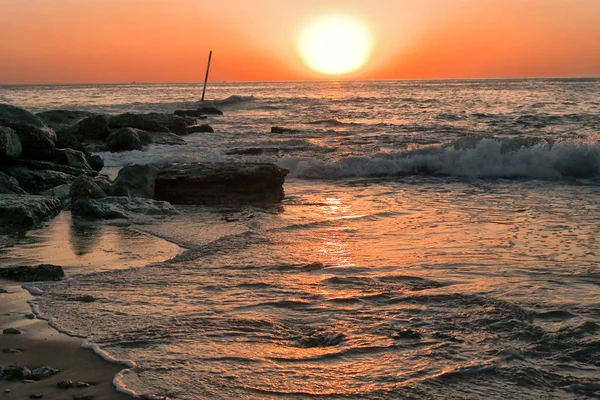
(1, 79), (599, 399)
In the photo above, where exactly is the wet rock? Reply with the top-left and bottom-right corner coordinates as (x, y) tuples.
(0, 121), (56, 160)
(27, 366), (59, 380)
(87, 154), (104, 172)
(29, 395), (43, 399)
(145, 130), (187, 146)
(64, 115), (111, 141)
(56, 129), (88, 154)
(4, 167), (75, 194)
(0, 264), (64, 282)
(300, 262), (325, 272)
(24, 313), (35, 319)
(57, 380), (91, 389)
(0, 104), (47, 128)
(297, 332), (345, 348)
(107, 113), (171, 133)
(71, 196), (178, 219)
(0, 195), (62, 229)
(93, 175), (113, 195)
(53, 148), (93, 171)
(2, 328), (22, 335)
(185, 124), (214, 134)
(112, 164), (159, 198)
(36, 110), (96, 131)
(0, 126), (22, 159)
(69, 295), (95, 303)
(154, 162), (289, 205)
(271, 126), (300, 134)
(74, 395), (94, 400)
(198, 105), (223, 115)
(0, 365), (31, 380)
(0, 288), (8, 294)
(70, 175), (107, 202)
(82, 139), (108, 153)
(8, 158), (97, 178)
(41, 184), (72, 204)
(2, 348), (22, 354)
(0, 171), (27, 194)
(106, 128), (142, 152)
(143, 113), (195, 135)
(392, 329), (422, 340)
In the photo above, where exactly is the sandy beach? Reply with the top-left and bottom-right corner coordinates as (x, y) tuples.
(0, 281), (131, 400)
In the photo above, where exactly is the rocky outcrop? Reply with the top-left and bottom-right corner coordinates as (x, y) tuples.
(71, 196), (178, 219)
(106, 128), (142, 152)
(62, 115), (111, 141)
(36, 110), (95, 131)
(0, 104), (47, 128)
(52, 148), (93, 171)
(4, 167), (75, 194)
(0, 171), (27, 194)
(271, 126), (301, 134)
(154, 163), (289, 205)
(198, 105), (223, 115)
(0, 122), (56, 160)
(174, 106), (222, 117)
(107, 113), (170, 133)
(0, 195), (62, 229)
(0, 264), (64, 282)
(0, 126), (22, 159)
(112, 164), (158, 198)
(70, 175), (106, 202)
(185, 124), (214, 134)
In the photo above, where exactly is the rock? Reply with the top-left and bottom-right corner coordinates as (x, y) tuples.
(4, 167), (75, 194)
(27, 366), (59, 380)
(198, 105), (223, 115)
(92, 175), (113, 195)
(107, 113), (170, 133)
(82, 139), (108, 153)
(25, 313), (35, 319)
(135, 129), (152, 146)
(154, 163), (289, 205)
(106, 128), (142, 152)
(2, 348), (22, 353)
(65, 115), (110, 141)
(71, 196), (178, 219)
(0, 104), (47, 128)
(297, 332), (345, 348)
(0, 195), (62, 229)
(86, 154), (104, 172)
(9, 159), (97, 178)
(70, 295), (95, 303)
(0, 126), (22, 159)
(143, 113), (195, 135)
(0, 121), (56, 160)
(392, 329), (422, 340)
(0, 288), (8, 294)
(41, 184), (72, 204)
(0, 365), (31, 380)
(53, 148), (92, 171)
(112, 164), (159, 198)
(0, 171), (27, 194)
(301, 262), (325, 271)
(3, 328), (22, 334)
(57, 381), (90, 389)
(56, 129), (88, 154)
(0, 264), (64, 282)
(185, 124), (214, 134)
(73, 395), (94, 400)
(70, 175), (106, 202)
(36, 110), (96, 131)
(271, 126), (300, 134)
(145, 131), (186, 146)
(29, 395), (43, 399)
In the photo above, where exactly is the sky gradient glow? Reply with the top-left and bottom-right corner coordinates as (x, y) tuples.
(1, 0), (599, 83)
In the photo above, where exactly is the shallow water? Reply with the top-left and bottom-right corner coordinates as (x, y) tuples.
(1, 80), (599, 399)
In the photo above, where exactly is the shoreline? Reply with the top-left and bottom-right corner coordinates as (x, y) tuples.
(0, 281), (132, 400)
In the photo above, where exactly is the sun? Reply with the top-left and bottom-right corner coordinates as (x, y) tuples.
(297, 14), (374, 76)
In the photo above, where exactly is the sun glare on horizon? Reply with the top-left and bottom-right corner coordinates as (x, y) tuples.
(297, 14), (374, 76)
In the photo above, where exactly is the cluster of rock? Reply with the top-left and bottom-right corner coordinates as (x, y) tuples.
(1, 102), (290, 230)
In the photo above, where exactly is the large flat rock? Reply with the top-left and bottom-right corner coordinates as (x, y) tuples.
(0, 195), (62, 229)
(154, 162), (288, 205)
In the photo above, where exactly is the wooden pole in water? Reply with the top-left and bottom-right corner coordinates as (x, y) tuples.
(201, 50), (213, 103)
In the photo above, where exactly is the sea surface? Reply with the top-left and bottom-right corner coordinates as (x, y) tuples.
(1, 80), (599, 399)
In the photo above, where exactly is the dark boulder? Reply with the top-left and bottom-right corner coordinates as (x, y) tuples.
(185, 124), (214, 134)
(0, 264), (64, 282)
(145, 113), (195, 135)
(52, 148), (92, 171)
(146, 131), (186, 146)
(8, 159), (97, 178)
(0, 365), (31, 380)
(0, 121), (56, 160)
(0, 195), (62, 229)
(4, 167), (75, 194)
(82, 139), (108, 153)
(271, 126), (301, 134)
(154, 163), (289, 205)
(71, 196), (178, 219)
(106, 128), (142, 152)
(70, 175), (106, 202)
(93, 175), (113, 195)
(0, 104), (47, 128)
(87, 154), (104, 172)
(0, 171), (27, 194)
(64, 115), (111, 141)
(112, 164), (159, 198)
(41, 184), (71, 205)
(198, 105), (223, 115)
(36, 110), (95, 131)
(0, 126), (22, 159)
(107, 113), (170, 132)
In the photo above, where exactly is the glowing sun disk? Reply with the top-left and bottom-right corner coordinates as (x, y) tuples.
(297, 15), (373, 75)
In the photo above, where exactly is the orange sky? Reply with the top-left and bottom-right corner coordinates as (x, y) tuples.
(1, 0), (599, 83)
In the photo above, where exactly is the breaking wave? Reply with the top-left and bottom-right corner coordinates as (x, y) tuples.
(280, 137), (600, 180)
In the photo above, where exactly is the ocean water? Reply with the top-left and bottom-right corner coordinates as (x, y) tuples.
(1, 80), (599, 399)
